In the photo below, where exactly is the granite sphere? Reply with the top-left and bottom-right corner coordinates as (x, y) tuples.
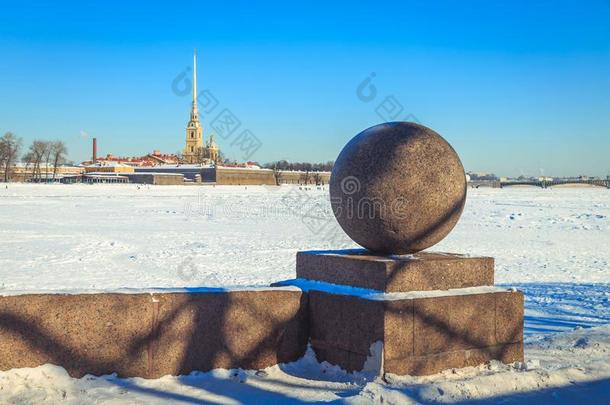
(330, 122), (466, 254)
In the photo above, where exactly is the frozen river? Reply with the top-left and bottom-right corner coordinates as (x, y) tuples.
(1, 183), (608, 290)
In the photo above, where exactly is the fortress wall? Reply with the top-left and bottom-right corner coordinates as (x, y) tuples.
(85, 166), (134, 173)
(215, 168), (331, 186)
(215, 168), (276, 185)
(0, 166), (84, 182)
(126, 173), (184, 185)
(278, 171), (332, 185)
(152, 174), (184, 185)
(0, 167), (332, 186)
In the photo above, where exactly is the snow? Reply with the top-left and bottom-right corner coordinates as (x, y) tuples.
(0, 183), (609, 403)
(275, 278), (509, 301)
(1, 184), (606, 291)
(0, 286), (301, 297)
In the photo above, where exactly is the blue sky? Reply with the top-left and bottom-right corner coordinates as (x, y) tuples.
(1, 1), (609, 176)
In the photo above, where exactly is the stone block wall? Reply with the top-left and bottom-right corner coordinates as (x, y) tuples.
(0, 251), (524, 378)
(0, 289), (308, 378)
(308, 289), (523, 375)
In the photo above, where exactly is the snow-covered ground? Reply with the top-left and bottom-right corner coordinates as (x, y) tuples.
(2, 325), (609, 404)
(0, 183), (609, 403)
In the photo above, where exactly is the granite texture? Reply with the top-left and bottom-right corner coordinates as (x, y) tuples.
(0, 294), (151, 378)
(308, 290), (384, 360)
(330, 122), (467, 254)
(385, 342), (524, 376)
(149, 291), (309, 377)
(0, 290), (309, 378)
(495, 290), (525, 344)
(308, 289), (524, 376)
(296, 249), (494, 292)
(0, 283), (524, 378)
(412, 293), (496, 355)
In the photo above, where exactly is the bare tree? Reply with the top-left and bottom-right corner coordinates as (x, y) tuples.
(22, 151), (35, 180)
(194, 146), (208, 164)
(50, 141), (68, 180)
(303, 170), (310, 185)
(0, 132), (22, 182)
(44, 143), (52, 179)
(26, 141), (49, 181)
(0, 136), (7, 181)
(217, 150), (226, 165)
(272, 163), (282, 186)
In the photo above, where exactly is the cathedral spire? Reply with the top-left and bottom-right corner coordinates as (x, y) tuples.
(192, 49), (198, 117)
(184, 49), (204, 164)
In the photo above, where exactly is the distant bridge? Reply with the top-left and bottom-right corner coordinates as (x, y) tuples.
(498, 179), (609, 189)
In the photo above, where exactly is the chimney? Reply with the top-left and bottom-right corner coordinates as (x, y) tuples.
(92, 138), (97, 162)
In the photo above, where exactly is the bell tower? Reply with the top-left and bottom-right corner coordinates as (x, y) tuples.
(184, 49), (203, 163)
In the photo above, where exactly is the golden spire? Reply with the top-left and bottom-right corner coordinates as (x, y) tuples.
(192, 48), (198, 117)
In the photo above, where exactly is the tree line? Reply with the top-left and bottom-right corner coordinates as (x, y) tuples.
(192, 146), (226, 164)
(262, 160), (334, 172)
(260, 160), (334, 186)
(0, 132), (68, 182)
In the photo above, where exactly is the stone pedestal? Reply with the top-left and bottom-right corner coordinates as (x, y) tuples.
(297, 249), (494, 292)
(293, 249), (524, 376)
